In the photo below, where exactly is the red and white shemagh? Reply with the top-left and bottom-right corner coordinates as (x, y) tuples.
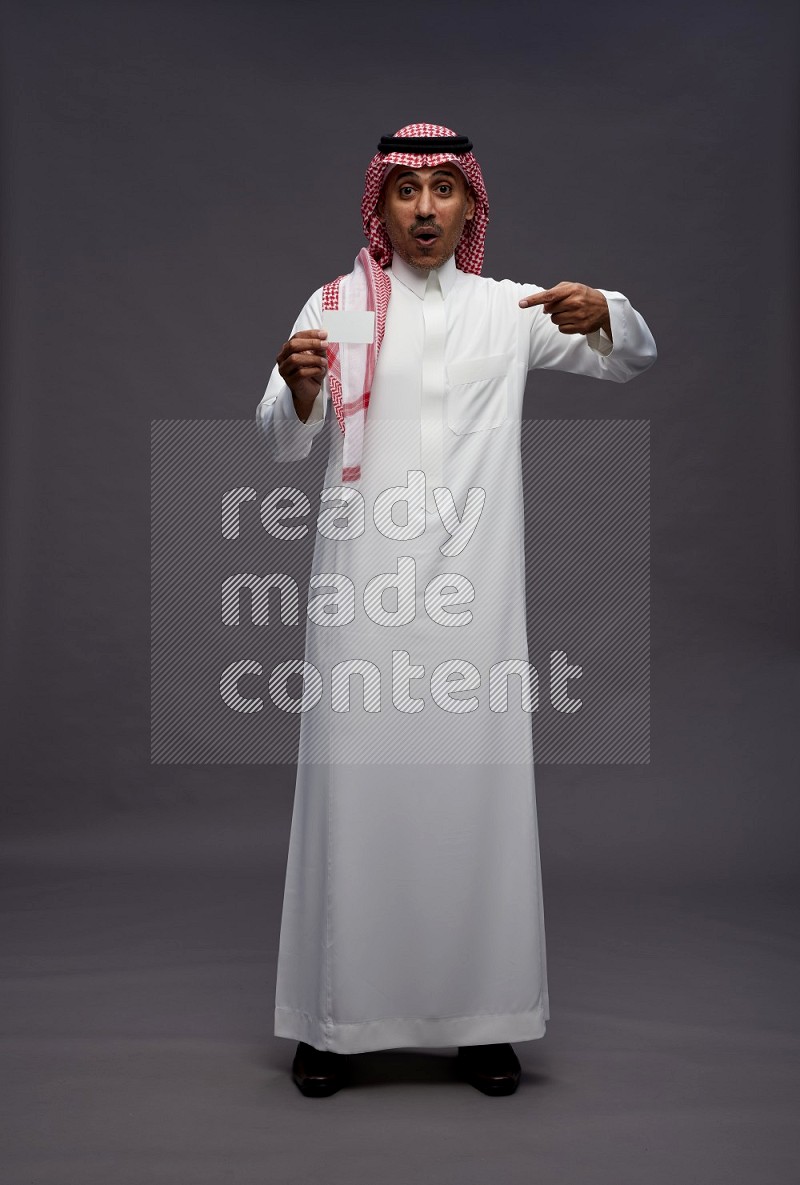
(322, 123), (490, 484)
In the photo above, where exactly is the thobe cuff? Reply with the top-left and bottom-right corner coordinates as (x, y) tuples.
(276, 383), (325, 429)
(586, 290), (627, 357)
(256, 382), (326, 461)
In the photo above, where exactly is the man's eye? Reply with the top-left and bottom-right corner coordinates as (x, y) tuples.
(438, 185), (452, 194)
(399, 186), (414, 197)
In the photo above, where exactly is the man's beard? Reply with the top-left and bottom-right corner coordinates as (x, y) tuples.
(402, 242), (457, 273)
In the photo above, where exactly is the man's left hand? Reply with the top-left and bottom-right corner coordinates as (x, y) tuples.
(519, 282), (611, 339)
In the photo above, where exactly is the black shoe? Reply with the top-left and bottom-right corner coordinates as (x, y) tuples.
(291, 1041), (349, 1097)
(457, 1043), (521, 1095)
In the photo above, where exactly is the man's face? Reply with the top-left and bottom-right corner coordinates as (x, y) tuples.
(377, 164), (475, 272)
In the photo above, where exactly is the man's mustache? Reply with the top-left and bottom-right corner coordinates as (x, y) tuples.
(411, 221), (443, 238)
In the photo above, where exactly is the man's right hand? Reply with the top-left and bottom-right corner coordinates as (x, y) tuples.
(276, 330), (328, 421)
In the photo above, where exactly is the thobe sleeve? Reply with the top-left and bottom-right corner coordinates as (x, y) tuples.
(523, 286), (657, 383)
(255, 287), (329, 461)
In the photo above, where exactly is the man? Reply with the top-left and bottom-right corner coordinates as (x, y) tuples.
(256, 123), (656, 1097)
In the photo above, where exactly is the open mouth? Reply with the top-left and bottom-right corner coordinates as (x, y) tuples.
(414, 230), (440, 246)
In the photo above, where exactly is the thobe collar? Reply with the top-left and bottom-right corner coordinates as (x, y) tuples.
(388, 251), (460, 300)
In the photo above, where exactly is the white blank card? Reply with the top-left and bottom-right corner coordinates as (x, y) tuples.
(321, 310), (376, 344)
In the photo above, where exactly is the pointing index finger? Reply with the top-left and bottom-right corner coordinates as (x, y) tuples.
(519, 289), (553, 308)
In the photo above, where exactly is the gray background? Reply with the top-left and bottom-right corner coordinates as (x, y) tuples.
(1, 0), (798, 1181)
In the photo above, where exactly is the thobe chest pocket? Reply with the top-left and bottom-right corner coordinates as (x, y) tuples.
(446, 353), (511, 434)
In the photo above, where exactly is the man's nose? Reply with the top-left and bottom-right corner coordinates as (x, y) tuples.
(415, 186), (435, 217)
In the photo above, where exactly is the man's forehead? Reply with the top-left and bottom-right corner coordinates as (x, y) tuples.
(384, 164), (464, 184)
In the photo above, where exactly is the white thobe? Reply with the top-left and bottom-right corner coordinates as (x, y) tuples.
(256, 253), (656, 1053)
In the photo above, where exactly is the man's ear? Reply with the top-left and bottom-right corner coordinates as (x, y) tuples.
(465, 188), (476, 221)
(376, 196), (385, 224)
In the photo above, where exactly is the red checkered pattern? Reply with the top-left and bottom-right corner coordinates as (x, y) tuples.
(323, 248), (390, 482)
(322, 125), (489, 483)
